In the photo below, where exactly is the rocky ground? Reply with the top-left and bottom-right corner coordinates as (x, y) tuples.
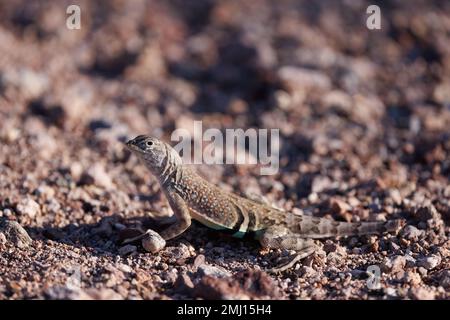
(0, 0), (449, 300)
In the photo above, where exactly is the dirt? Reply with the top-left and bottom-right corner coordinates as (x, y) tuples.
(0, 0), (449, 300)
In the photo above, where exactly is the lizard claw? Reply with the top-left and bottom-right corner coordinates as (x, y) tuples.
(266, 244), (317, 273)
(121, 229), (150, 245)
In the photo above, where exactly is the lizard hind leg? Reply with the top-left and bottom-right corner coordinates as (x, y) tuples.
(258, 226), (317, 273)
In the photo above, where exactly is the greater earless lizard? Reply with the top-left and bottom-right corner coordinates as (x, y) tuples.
(125, 135), (404, 272)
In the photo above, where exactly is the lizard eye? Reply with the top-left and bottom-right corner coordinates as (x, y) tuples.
(146, 141), (153, 147)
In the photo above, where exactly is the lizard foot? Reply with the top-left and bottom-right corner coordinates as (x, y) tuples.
(259, 226), (317, 272)
(267, 246), (316, 273)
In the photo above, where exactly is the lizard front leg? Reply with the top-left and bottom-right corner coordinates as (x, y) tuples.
(258, 226), (317, 272)
(123, 189), (191, 252)
(159, 188), (192, 240)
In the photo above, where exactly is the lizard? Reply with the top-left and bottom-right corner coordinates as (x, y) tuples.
(125, 135), (404, 272)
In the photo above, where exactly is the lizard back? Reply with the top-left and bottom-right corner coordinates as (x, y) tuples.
(168, 166), (273, 237)
(168, 166), (403, 239)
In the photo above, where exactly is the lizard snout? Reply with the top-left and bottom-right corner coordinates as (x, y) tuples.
(126, 135), (153, 153)
(125, 138), (140, 152)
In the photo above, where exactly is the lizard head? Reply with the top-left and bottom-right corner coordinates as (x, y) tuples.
(126, 135), (182, 173)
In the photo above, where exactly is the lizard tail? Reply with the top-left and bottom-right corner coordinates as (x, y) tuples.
(295, 216), (405, 239)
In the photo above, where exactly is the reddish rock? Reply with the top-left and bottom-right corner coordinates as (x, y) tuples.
(194, 270), (281, 300)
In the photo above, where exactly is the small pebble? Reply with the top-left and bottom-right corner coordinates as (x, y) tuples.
(417, 255), (441, 270)
(410, 287), (435, 300)
(35, 185), (55, 198)
(196, 264), (232, 278)
(0, 232), (6, 245)
(381, 255), (406, 273)
(16, 198), (41, 218)
(117, 263), (132, 273)
(436, 270), (450, 289)
(401, 225), (423, 241)
(0, 220), (32, 248)
(142, 230), (166, 253)
(174, 273), (195, 293)
(193, 254), (206, 270)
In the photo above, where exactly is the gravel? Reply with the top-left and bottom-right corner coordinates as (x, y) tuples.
(196, 264), (232, 279)
(401, 225), (424, 241)
(381, 255), (407, 274)
(417, 256), (441, 270)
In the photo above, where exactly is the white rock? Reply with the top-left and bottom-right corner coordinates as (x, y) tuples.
(4, 68), (49, 99)
(16, 197), (41, 218)
(321, 90), (352, 114)
(385, 287), (397, 297)
(117, 263), (132, 273)
(36, 132), (58, 160)
(0, 232), (6, 244)
(388, 189), (402, 205)
(278, 66), (331, 92)
(410, 287), (435, 300)
(197, 264), (231, 278)
(0, 220), (32, 248)
(35, 185), (55, 198)
(1, 124), (21, 142)
(417, 255), (441, 270)
(142, 230), (166, 253)
(47, 199), (61, 213)
(70, 162), (83, 181)
(86, 163), (114, 189)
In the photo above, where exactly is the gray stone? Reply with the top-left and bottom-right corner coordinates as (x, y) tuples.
(197, 264), (232, 278)
(0, 232), (6, 244)
(381, 255), (406, 273)
(436, 270), (450, 289)
(401, 225), (423, 241)
(0, 220), (32, 248)
(417, 255), (441, 270)
(16, 197), (40, 218)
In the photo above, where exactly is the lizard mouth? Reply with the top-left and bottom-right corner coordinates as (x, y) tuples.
(125, 139), (141, 152)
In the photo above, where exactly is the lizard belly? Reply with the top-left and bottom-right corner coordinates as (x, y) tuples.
(189, 208), (250, 238)
(189, 208), (231, 231)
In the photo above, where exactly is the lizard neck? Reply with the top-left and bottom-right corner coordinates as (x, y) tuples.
(159, 165), (184, 189)
(150, 143), (183, 186)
